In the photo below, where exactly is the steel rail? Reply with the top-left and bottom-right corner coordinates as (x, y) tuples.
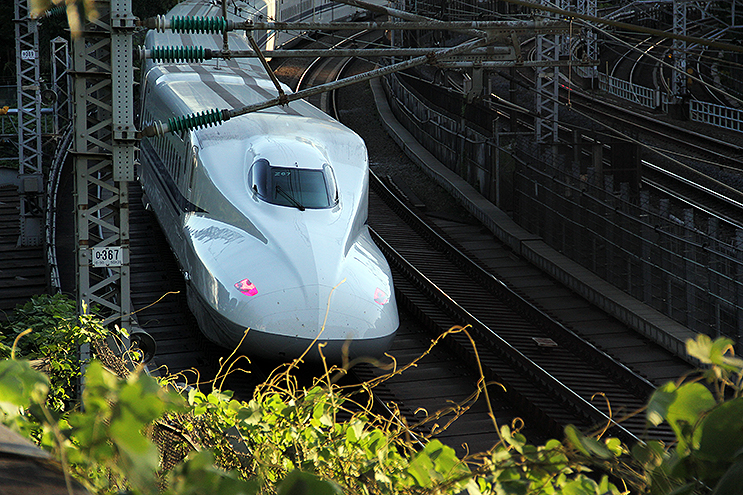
(370, 168), (656, 394)
(295, 29), (372, 92)
(45, 124), (73, 294)
(496, 0), (743, 54)
(368, 220), (643, 445)
(642, 161), (743, 231)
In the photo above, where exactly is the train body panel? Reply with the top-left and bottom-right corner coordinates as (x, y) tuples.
(138, 0), (398, 361)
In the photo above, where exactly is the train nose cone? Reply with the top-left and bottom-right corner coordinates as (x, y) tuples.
(232, 284), (397, 361)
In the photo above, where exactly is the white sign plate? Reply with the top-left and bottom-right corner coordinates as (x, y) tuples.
(91, 246), (123, 267)
(21, 50), (37, 60)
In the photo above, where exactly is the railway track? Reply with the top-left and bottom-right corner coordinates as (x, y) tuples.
(323, 54), (699, 450)
(488, 50), (743, 239)
(365, 172), (680, 445)
(564, 88), (743, 170)
(0, 25), (698, 456)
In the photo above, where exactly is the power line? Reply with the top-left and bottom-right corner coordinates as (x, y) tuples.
(594, 22), (743, 107)
(498, 0), (743, 54)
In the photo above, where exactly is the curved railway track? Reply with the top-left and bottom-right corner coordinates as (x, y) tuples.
(564, 87), (743, 169)
(3, 26), (702, 456)
(441, 60), (743, 240)
(363, 172), (680, 446)
(326, 56), (701, 449)
(486, 48), (743, 236)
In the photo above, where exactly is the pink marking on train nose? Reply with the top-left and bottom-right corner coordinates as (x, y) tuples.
(235, 278), (258, 296)
(374, 287), (388, 305)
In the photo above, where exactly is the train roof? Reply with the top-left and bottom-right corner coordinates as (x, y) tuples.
(146, 65), (305, 115)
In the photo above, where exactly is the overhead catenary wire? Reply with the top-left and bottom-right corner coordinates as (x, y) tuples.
(496, 0), (743, 54)
(592, 22), (743, 108)
(139, 0), (743, 136)
(492, 62), (743, 204)
(141, 35), (492, 137)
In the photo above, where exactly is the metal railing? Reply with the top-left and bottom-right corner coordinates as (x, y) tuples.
(690, 100), (743, 133)
(512, 138), (743, 349)
(598, 72), (661, 109)
(597, 73), (743, 134)
(382, 73), (499, 202)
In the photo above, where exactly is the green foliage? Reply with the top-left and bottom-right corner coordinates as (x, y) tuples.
(0, 294), (108, 411)
(64, 360), (186, 493)
(635, 334), (743, 494)
(4, 300), (743, 495)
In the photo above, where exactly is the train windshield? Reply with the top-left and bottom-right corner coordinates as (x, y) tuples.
(249, 159), (338, 209)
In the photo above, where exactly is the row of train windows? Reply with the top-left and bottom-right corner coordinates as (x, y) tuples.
(144, 109), (188, 186)
(155, 134), (185, 184)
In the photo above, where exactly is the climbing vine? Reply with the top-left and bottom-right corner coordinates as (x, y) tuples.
(1, 295), (742, 494)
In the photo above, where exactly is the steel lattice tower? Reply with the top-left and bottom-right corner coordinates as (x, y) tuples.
(535, 0), (561, 144)
(51, 37), (72, 136)
(71, 0), (135, 329)
(14, 0), (44, 246)
(577, 0), (597, 79)
(671, 0), (688, 100)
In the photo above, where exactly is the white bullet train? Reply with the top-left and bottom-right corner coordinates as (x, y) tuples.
(138, 0), (399, 361)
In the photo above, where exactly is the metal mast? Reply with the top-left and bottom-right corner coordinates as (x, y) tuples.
(71, 0), (135, 329)
(671, 0), (687, 101)
(51, 37), (72, 136)
(577, 0), (597, 80)
(535, 1), (561, 144)
(14, 0), (44, 246)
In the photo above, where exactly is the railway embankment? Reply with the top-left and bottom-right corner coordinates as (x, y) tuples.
(368, 75), (699, 363)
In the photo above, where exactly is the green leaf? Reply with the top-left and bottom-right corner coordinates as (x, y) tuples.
(561, 476), (598, 495)
(407, 449), (435, 487)
(686, 334), (715, 364)
(583, 437), (613, 460)
(687, 335), (743, 372)
(565, 425), (590, 457)
(563, 425), (617, 460)
(0, 359), (49, 412)
(711, 457), (743, 495)
(604, 437), (623, 456)
(697, 398), (743, 463)
(109, 408), (160, 491)
(647, 382), (715, 445)
(276, 470), (343, 495)
(501, 424), (526, 453)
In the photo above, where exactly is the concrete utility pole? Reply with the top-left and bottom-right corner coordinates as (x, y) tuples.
(14, 0), (44, 246)
(71, 0), (136, 330)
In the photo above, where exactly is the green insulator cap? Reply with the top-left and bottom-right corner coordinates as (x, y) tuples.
(44, 5), (67, 17)
(170, 15), (227, 33)
(166, 109), (224, 134)
(151, 46), (207, 62)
